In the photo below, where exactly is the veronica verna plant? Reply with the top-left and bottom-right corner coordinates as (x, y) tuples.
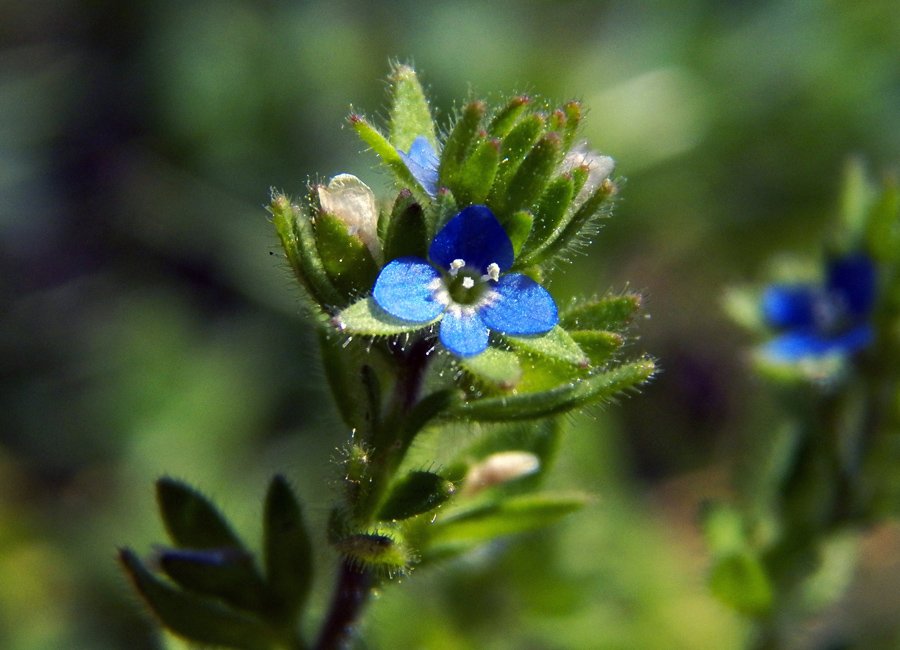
(708, 161), (900, 650)
(119, 64), (656, 650)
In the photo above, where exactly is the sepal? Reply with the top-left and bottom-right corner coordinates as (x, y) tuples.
(388, 64), (437, 153)
(376, 471), (456, 521)
(334, 297), (440, 337)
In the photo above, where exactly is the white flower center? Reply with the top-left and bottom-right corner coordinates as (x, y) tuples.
(427, 257), (502, 316)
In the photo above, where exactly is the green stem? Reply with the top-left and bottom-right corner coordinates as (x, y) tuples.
(354, 336), (435, 523)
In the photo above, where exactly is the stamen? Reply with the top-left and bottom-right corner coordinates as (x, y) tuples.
(483, 263), (500, 282)
(449, 259), (466, 277)
(462, 277), (475, 289)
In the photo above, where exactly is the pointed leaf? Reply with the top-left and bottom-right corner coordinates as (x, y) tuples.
(560, 294), (642, 332)
(505, 132), (563, 215)
(447, 357), (656, 421)
(377, 471), (456, 521)
(429, 492), (588, 545)
(561, 102), (582, 151)
(570, 330), (623, 365)
(270, 191), (342, 310)
(487, 113), (544, 215)
(350, 115), (431, 203)
(488, 95), (530, 138)
(264, 475), (314, 623)
(505, 325), (589, 367)
(388, 64), (436, 152)
(156, 478), (243, 550)
(502, 211), (534, 257)
(158, 547), (268, 614)
(453, 137), (501, 206)
(119, 549), (273, 650)
(439, 100), (486, 188)
(522, 173), (575, 258)
(334, 297), (440, 337)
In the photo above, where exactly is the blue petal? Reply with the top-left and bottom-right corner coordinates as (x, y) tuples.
(440, 310), (490, 357)
(760, 330), (836, 361)
(372, 256), (445, 322)
(761, 285), (818, 329)
(827, 253), (876, 317)
(479, 273), (558, 335)
(761, 324), (873, 361)
(398, 136), (439, 198)
(429, 205), (515, 274)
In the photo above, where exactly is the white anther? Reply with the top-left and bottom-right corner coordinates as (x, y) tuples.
(461, 277), (475, 289)
(483, 263), (500, 282)
(449, 259), (466, 277)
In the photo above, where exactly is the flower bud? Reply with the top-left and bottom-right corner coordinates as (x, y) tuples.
(463, 451), (541, 496)
(317, 174), (382, 262)
(559, 143), (615, 204)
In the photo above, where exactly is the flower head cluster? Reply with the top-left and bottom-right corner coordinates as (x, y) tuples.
(761, 253), (877, 362)
(372, 205), (558, 357)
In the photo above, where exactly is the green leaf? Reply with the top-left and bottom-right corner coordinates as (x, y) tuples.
(156, 478), (243, 550)
(453, 137), (501, 206)
(505, 325), (589, 367)
(569, 330), (624, 365)
(487, 95), (530, 138)
(439, 100), (486, 189)
(521, 173), (575, 258)
(502, 211), (534, 258)
(700, 501), (750, 557)
(377, 471), (456, 521)
(334, 297), (439, 336)
(119, 549), (273, 650)
(447, 357), (656, 421)
(158, 547), (268, 614)
(487, 113), (544, 216)
(314, 212), (379, 300)
(263, 475), (314, 624)
(460, 347), (523, 391)
(709, 552), (773, 617)
(403, 388), (461, 443)
(388, 64), (436, 152)
(317, 329), (372, 431)
(505, 133), (563, 215)
(560, 101), (582, 151)
(350, 116), (431, 204)
(560, 294), (642, 332)
(429, 492), (588, 545)
(520, 176), (616, 267)
(270, 191), (342, 311)
(383, 190), (428, 262)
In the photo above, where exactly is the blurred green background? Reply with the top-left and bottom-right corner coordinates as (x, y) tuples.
(3, 1), (900, 648)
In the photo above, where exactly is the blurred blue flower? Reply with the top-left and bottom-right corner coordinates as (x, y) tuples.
(761, 253), (876, 361)
(373, 205), (557, 356)
(397, 136), (439, 197)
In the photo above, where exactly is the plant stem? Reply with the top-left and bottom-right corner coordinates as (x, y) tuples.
(314, 560), (373, 650)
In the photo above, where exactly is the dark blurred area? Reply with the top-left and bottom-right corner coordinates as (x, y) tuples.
(2, 1), (900, 648)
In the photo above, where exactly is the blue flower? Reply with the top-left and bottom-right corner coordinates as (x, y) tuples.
(761, 253), (876, 361)
(397, 136), (439, 198)
(372, 205), (558, 356)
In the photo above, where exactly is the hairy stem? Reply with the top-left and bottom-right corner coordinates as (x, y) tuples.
(314, 560), (373, 650)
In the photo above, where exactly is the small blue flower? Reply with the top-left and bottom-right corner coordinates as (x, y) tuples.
(761, 253), (876, 361)
(397, 136), (439, 198)
(373, 205), (558, 356)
